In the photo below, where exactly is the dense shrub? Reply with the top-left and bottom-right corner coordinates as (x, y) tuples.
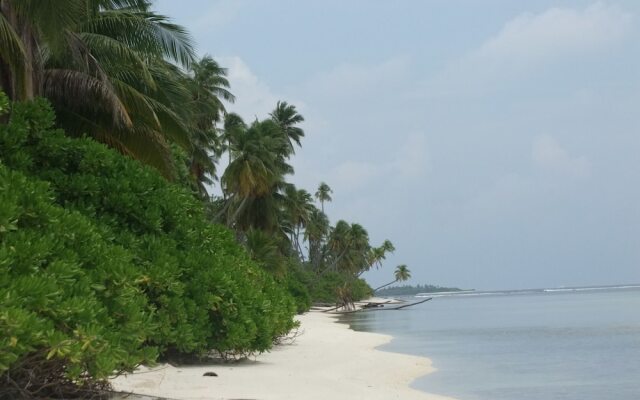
(0, 165), (156, 398)
(0, 97), (297, 396)
(310, 272), (372, 304)
(285, 263), (313, 313)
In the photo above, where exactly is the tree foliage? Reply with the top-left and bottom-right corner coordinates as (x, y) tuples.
(0, 97), (296, 397)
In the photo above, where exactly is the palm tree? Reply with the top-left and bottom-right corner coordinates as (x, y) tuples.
(361, 239), (395, 276)
(304, 207), (329, 270)
(184, 56), (235, 195)
(373, 264), (412, 292)
(220, 117), (291, 232)
(245, 228), (287, 278)
(270, 100), (304, 156)
(282, 184), (314, 261)
(1, 0), (198, 176)
(314, 182), (332, 213)
(321, 221), (372, 276)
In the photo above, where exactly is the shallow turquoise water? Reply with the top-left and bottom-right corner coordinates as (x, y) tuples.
(344, 287), (640, 400)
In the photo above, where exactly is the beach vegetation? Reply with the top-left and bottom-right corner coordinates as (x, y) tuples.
(0, 97), (295, 397)
(373, 265), (412, 293)
(0, 0), (415, 396)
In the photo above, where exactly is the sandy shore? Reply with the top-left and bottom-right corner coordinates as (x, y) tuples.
(112, 311), (454, 400)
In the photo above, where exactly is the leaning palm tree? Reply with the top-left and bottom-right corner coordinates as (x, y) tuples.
(373, 264), (412, 292)
(314, 182), (332, 213)
(361, 239), (395, 276)
(320, 221), (372, 276)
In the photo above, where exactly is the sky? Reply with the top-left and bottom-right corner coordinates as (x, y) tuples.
(155, 0), (640, 290)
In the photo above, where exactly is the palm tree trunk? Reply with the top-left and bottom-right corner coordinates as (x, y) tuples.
(19, 21), (35, 100)
(0, 1), (37, 100)
(294, 225), (305, 262)
(317, 248), (348, 277)
(229, 196), (250, 226)
(373, 279), (398, 292)
(214, 198), (233, 223)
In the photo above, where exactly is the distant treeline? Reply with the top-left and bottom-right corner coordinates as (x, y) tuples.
(376, 284), (464, 296)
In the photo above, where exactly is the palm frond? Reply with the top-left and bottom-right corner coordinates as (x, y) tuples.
(42, 68), (132, 128)
(96, 124), (175, 179)
(77, 31), (155, 87)
(0, 13), (27, 98)
(81, 9), (194, 67)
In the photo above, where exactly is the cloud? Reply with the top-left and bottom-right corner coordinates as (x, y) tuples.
(326, 132), (430, 194)
(532, 135), (590, 178)
(477, 2), (633, 63)
(425, 3), (633, 96)
(302, 57), (412, 100)
(218, 56), (304, 120)
(391, 132), (431, 178)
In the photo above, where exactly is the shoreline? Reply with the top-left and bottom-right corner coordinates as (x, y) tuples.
(112, 311), (454, 400)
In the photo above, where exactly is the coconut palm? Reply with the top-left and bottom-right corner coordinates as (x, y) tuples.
(0, 0), (198, 176)
(245, 228), (287, 278)
(220, 117), (291, 231)
(184, 56), (235, 195)
(270, 100), (304, 156)
(304, 207), (329, 270)
(361, 239), (395, 276)
(320, 221), (372, 276)
(282, 184), (314, 260)
(373, 264), (412, 292)
(314, 182), (332, 213)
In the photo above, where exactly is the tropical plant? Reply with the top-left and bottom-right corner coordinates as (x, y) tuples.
(184, 55), (235, 195)
(304, 207), (329, 270)
(282, 184), (314, 260)
(0, 96), (297, 395)
(373, 265), (412, 292)
(270, 100), (304, 156)
(315, 182), (332, 213)
(0, 0), (220, 177)
(245, 228), (287, 278)
(220, 117), (289, 229)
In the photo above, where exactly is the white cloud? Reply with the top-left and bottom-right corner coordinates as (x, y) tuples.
(325, 132), (430, 194)
(391, 132), (431, 178)
(218, 56), (305, 120)
(303, 57), (412, 100)
(532, 135), (590, 178)
(476, 2), (633, 63)
(425, 3), (633, 95)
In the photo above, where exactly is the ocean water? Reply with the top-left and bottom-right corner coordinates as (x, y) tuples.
(344, 286), (640, 400)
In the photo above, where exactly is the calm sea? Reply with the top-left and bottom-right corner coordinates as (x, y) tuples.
(344, 286), (640, 400)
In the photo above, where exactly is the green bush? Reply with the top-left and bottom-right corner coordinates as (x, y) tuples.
(350, 277), (374, 300)
(0, 164), (156, 397)
(285, 263), (313, 313)
(0, 97), (297, 395)
(309, 272), (372, 304)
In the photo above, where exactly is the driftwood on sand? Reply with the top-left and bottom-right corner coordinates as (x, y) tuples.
(332, 297), (433, 314)
(318, 300), (393, 313)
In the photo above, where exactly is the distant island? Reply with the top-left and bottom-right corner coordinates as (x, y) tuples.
(376, 284), (466, 296)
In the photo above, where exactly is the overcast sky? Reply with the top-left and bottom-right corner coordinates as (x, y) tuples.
(156, 0), (640, 290)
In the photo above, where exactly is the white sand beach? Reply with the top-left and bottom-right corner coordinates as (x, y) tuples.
(112, 311), (454, 400)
